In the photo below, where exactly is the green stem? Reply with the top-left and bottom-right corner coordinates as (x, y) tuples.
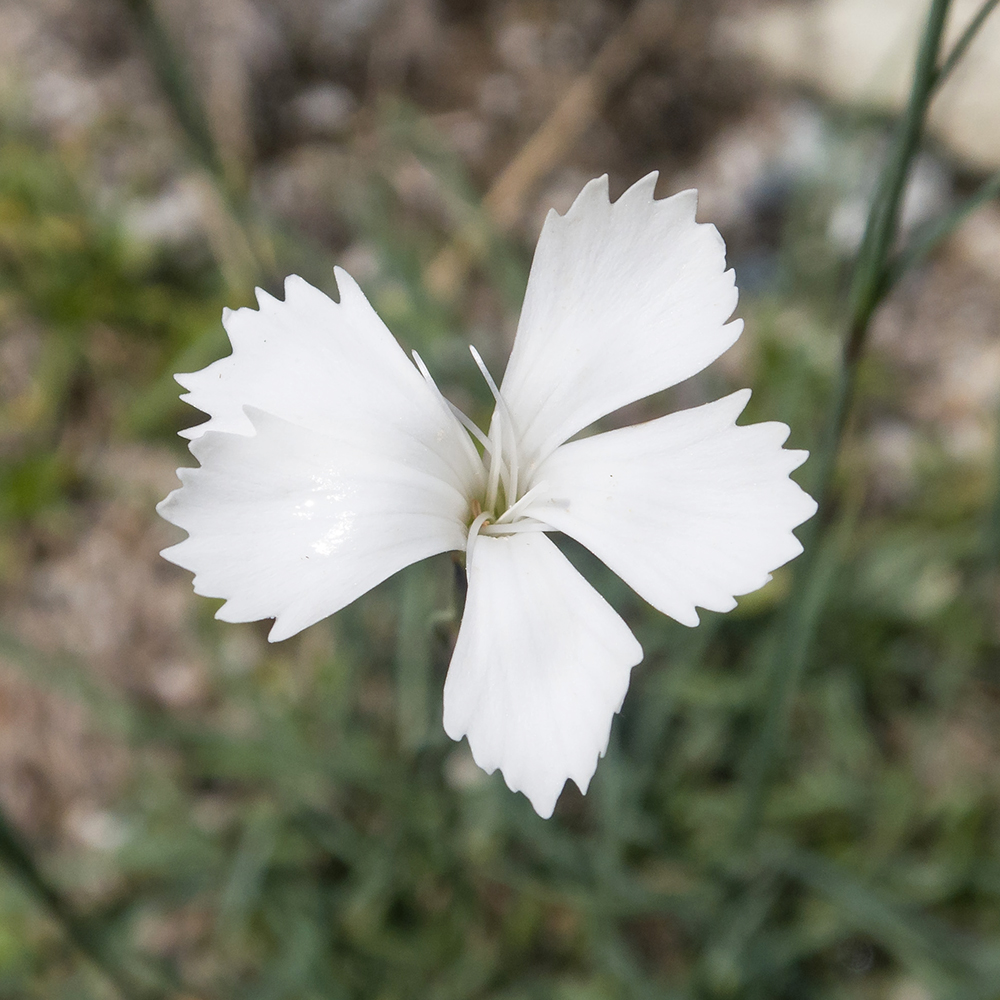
(934, 0), (1000, 87)
(886, 167), (1000, 287)
(848, 0), (952, 334)
(737, 0), (954, 844)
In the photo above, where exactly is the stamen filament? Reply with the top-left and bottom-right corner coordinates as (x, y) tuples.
(468, 344), (502, 404)
(480, 519), (550, 535)
(465, 510), (492, 564)
(413, 351), (493, 453)
(469, 345), (519, 503)
(450, 402), (492, 453)
(495, 480), (549, 524)
(411, 351), (486, 476)
(485, 411), (503, 512)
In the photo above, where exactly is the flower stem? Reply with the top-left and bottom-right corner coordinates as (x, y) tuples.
(934, 0), (999, 87)
(886, 166), (1000, 288)
(737, 0), (954, 844)
(846, 0), (953, 346)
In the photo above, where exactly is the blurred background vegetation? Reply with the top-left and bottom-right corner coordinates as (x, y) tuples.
(1, 0), (1000, 997)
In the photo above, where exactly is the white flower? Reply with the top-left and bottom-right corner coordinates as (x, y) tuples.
(158, 173), (817, 818)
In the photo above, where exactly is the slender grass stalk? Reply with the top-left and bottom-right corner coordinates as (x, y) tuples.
(847, 0), (952, 357)
(934, 0), (1000, 87)
(886, 166), (1000, 287)
(736, 0), (954, 843)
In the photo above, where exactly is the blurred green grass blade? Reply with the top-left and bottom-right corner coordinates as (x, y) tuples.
(587, 913), (656, 992)
(697, 873), (779, 996)
(778, 846), (998, 996)
(627, 619), (718, 769)
(293, 809), (365, 868)
(738, 515), (851, 838)
(0, 627), (150, 740)
(120, 0), (224, 184)
(984, 395), (1000, 566)
(394, 561), (440, 754)
(120, 0), (289, 291)
(217, 804), (279, 938)
(380, 100), (530, 309)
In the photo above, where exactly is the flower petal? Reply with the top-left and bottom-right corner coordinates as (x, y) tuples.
(530, 390), (818, 627)
(443, 532), (642, 818)
(158, 409), (470, 641)
(500, 173), (742, 473)
(176, 271), (482, 495)
(160, 271), (486, 641)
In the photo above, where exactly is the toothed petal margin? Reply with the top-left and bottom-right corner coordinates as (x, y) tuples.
(501, 173), (742, 472)
(158, 408), (468, 641)
(176, 271), (481, 497)
(443, 532), (642, 818)
(532, 390), (818, 627)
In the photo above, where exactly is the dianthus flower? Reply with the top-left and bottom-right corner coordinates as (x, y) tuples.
(158, 173), (816, 817)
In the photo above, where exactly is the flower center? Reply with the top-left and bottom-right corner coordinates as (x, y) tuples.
(463, 347), (551, 554)
(411, 345), (551, 558)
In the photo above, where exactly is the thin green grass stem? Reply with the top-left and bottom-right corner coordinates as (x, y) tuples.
(737, 515), (850, 840)
(736, 0), (954, 848)
(776, 845), (999, 995)
(886, 167), (1000, 287)
(847, 0), (952, 338)
(934, 0), (1000, 87)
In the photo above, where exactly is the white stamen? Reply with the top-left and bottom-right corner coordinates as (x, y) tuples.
(507, 430), (519, 511)
(480, 519), (550, 535)
(495, 480), (550, 524)
(411, 351), (486, 474)
(469, 345), (519, 503)
(468, 344), (501, 404)
(414, 352), (493, 452)
(485, 410), (503, 512)
(465, 510), (492, 564)
(451, 402), (492, 453)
